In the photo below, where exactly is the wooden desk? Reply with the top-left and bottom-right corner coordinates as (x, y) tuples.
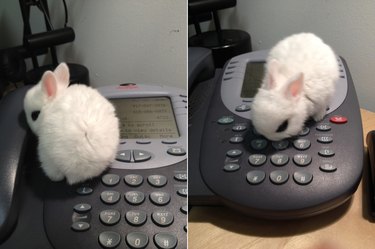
(189, 109), (375, 249)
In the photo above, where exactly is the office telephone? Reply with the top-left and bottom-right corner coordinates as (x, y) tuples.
(0, 83), (187, 248)
(189, 50), (363, 219)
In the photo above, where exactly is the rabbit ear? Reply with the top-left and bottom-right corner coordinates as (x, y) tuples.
(41, 71), (57, 100)
(54, 63), (70, 89)
(285, 73), (304, 99)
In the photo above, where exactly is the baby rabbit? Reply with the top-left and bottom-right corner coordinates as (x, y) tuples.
(251, 33), (339, 141)
(24, 63), (119, 184)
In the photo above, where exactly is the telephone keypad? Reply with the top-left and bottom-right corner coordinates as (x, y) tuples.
(67, 169), (187, 248)
(221, 115), (345, 189)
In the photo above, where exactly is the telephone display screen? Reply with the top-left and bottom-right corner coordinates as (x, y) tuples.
(110, 97), (179, 139)
(240, 62), (265, 98)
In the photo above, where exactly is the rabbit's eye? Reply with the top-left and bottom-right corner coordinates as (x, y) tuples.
(31, 111), (40, 121)
(276, 120), (288, 133)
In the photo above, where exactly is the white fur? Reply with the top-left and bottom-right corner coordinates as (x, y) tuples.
(24, 63), (119, 184)
(251, 33), (339, 141)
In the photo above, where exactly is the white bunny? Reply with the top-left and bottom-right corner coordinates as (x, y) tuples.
(251, 33), (339, 141)
(24, 63), (119, 184)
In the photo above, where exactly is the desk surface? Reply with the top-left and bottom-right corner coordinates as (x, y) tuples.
(188, 109), (375, 249)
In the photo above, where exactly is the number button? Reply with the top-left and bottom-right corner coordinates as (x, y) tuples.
(125, 191), (145, 205)
(125, 210), (147, 226)
(293, 139), (311, 150)
(150, 192), (171, 206)
(102, 174), (120, 186)
(148, 175), (167, 187)
(293, 154), (312, 166)
(126, 232), (149, 249)
(270, 154), (289, 166)
(248, 154), (267, 166)
(272, 140), (289, 150)
(270, 170), (289, 185)
(100, 191), (120, 205)
(124, 174), (144, 187)
(299, 127), (310, 136)
(152, 211), (174, 227)
(99, 210), (121, 225)
(250, 138), (268, 151)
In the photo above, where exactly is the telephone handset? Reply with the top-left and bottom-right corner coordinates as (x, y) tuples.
(189, 50), (364, 219)
(0, 84), (187, 249)
(0, 86), (31, 243)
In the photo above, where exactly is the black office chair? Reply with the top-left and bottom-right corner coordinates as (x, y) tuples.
(19, 0), (89, 85)
(188, 0), (251, 68)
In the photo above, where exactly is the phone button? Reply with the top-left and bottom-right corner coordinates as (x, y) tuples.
(100, 210), (121, 225)
(100, 191), (121, 204)
(167, 147), (186, 156)
(98, 231), (121, 248)
(133, 150), (152, 162)
(71, 222), (90, 232)
(124, 174), (144, 187)
(330, 115), (347, 124)
(76, 186), (93, 195)
(126, 232), (149, 249)
(125, 191), (146, 205)
(73, 203), (92, 213)
(152, 211), (174, 227)
(154, 232), (178, 248)
(148, 175), (168, 187)
(102, 174), (120, 186)
(125, 210), (147, 226)
(150, 191), (171, 206)
(116, 150), (132, 162)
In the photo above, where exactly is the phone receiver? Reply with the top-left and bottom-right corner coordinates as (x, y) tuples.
(188, 47), (215, 91)
(366, 130), (375, 218)
(0, 86), (31, 242)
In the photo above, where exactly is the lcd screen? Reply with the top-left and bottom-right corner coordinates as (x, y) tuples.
(110, 97), (179, 139)
(240, 62), (265, 98)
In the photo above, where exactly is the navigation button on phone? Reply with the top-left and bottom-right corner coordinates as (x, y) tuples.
(133, 150), (152, 162)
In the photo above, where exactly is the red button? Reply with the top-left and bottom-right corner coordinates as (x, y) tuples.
(330, 115), (348, 124)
